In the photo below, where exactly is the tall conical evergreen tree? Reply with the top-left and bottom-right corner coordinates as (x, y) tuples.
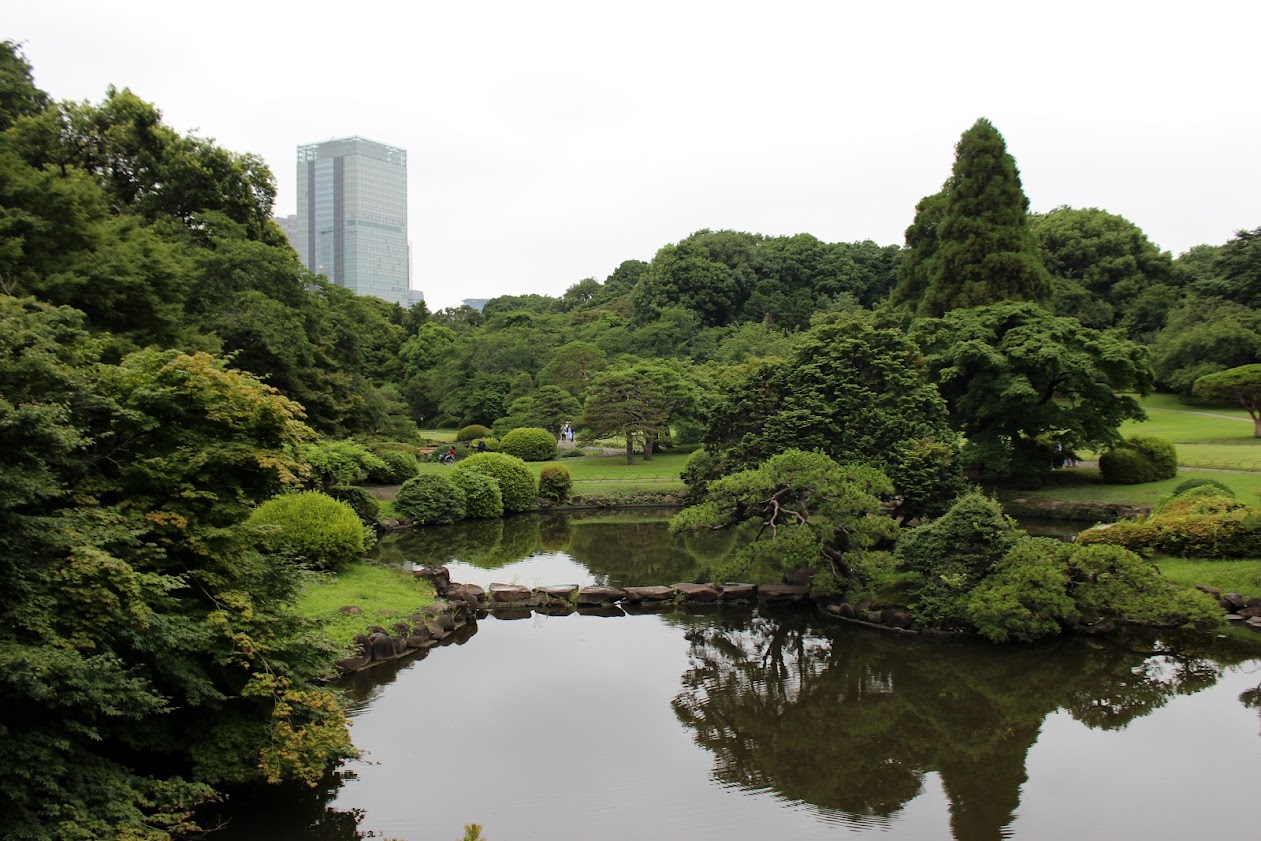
(914, 118), (1051, 317)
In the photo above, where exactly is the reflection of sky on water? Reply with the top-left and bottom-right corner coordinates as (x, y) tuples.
(441, 552), (597, 589)
(1015, 665), (1261, 839)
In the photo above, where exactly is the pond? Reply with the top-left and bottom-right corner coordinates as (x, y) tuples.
(212, 511), (1261, 841)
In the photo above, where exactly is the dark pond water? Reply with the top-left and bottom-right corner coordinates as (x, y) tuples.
(212, 511), (1261, 841)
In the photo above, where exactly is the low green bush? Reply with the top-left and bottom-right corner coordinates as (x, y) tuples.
(966, 538), (1220, 643)
(1098, 435), (1178, 484)
(895, 491), (1020, 629)
(365, 449), (421, 484)
(456, 424), (492, 442)
(248, 491), (368, 571)
(331, 484), (381, 528)
(454, 452), (537, 513)
(1171, 477), (1235, 498)
(1077, 490), (1261, 558)
(304, 439), (388, 488)
(539, 463), (572, 503)
(395, 474), (467, 525)
(965, 538), (1075, 643)
(556, 447), (588, 458)
(450, 469), (504, 519)
(499, 427), (558, 462)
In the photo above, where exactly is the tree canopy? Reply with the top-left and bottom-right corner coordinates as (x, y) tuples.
(0, 296), (352, 839)
(896, 118), (1051, 317)
(913, 301), (1151, 482)
(1193, 363), (1261, 437)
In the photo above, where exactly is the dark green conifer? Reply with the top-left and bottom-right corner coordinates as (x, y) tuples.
(907, 118), (1052, 316)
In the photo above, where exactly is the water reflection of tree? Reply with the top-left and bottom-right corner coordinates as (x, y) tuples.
(205, 772), (367, 840)
(374, 516), (540, 569)
(373, 510), (778, 586)
(670, 610), (1258, 841)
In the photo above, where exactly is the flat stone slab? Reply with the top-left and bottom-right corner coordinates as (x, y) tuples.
(719, 584), (757, 601)
(490, 583), (532, 603)
(758, 584), (810, 604)
(577, 586), (626, 605)
(538, 585), (579, 600)
(622, 585), (674, 602)
(672, 583), (719, 602)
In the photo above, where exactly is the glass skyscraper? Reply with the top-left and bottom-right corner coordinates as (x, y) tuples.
(296, 137), (411, 306)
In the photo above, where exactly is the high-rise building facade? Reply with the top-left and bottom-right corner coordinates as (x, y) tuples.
(296, 137), (411, 306)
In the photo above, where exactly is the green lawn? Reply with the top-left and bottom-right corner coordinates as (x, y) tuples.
(1005, 467), (1261, 506)
(1090, 394), (1261, 470)
(1017, 394), (1261, 508)
(1156, 557), (1261, 597)
(294, 562), (435, 648)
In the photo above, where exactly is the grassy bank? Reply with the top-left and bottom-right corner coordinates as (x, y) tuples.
(1156, 557), (1261, 596)
(295, 562), (435, 648)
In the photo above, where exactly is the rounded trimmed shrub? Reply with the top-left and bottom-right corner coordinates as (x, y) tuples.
(456, 424), (492, 442)
(454, 452), (537, 513)
(331, 484), (381, 528)
(1171, 478), (1234, 498)
(365, 449), (421, 484)
(499, 427), (558, 462)
(248, 491), (367, 571)
(539, 463), (572, 503)
(1099, 435), (1178, 484)
(1097, 446), (1152, 485)
(395, 474), (467, 525)
(450, 468), (504, 519)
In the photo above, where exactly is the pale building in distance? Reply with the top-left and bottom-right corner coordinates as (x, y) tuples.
(295, 136), (413, 306)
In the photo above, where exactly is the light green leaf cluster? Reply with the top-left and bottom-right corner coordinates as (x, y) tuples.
(247, 491), (368, 571)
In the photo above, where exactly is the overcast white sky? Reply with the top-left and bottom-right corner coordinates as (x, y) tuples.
(9, 1), (1259, 311)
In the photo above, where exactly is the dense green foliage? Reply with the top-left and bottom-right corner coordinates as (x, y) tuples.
(364, 448), (422, 484)
(499, 426), (559, 461)
(966, 540), (1220, 642)
(247, 491), (368, 571)
(913, 302), (1151, 482)
(331, 483), (383, 527)
(896, 118), (1051, 316)
(1151, 298), (1261, 394)
(450, 468), (505, 519)
(1032, 206), (1180, 339)
(895, 492), (1219, 640)
(454, 452), (538, 513)
(302, 439), (388, 491)
(1168, 477), (1235, 500)
(698, 311), (962, 515)
(671, 450), (897, 585)
(1078, 488), (1261, 558)
(0, 295), (352, 839)
(538, 463), (574, 503)
(1098, 435), (1178, 484)
(895, 492), (1020, 627)
(456, 424), (492, 442)
(395, 474), (468, 525)
(1193, 363), (1261, 436)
